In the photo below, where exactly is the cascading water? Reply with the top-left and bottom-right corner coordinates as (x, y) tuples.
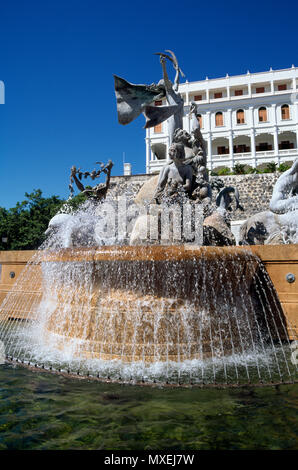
(0, 200), (297, 387)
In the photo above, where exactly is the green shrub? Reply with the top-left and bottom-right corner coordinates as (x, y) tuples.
(256, 162), (270, 172)
(264, 162), (278, 173)
(217, 167), (232, 176)
(233, 163), (246, 175)
(278, 162), (291, 172)
(210, 166), (230, 176)
(246, 166), (259, 174)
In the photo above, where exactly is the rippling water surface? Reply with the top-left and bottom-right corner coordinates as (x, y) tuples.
(0, 363), (297, 450)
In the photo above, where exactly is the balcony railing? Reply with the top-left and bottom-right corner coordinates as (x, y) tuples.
(209, 149), (298, 169)
(148, 149), (298, 172)
(150, 159), (167, 166)
(188, 87), (295, 106)
(279, 148), (298, 155)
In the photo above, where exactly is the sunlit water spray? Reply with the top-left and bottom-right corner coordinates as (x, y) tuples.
(0, 201), (297, 387)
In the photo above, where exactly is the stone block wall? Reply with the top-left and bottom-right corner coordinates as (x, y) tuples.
(108, 174), (149, 200)
(215, 173), (280, 220)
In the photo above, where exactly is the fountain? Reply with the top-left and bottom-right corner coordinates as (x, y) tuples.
(0, 51), (297, 387)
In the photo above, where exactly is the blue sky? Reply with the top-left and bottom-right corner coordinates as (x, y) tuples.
(1, 0), (298, 208)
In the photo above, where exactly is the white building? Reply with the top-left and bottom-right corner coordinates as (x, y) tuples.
(146, 66), (298, 173)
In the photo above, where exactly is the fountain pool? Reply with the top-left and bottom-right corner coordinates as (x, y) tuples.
(0, 363), (297, 450)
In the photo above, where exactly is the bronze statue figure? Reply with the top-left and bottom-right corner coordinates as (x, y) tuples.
(69, 160), (114, 200)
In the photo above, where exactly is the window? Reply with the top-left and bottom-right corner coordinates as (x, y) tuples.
(281, 104), (290, 120)
(197, 114), (203, 128)
(194, 94), (202, 101)
(235, 89), (243, 96)
(215, 112), (224, 126)
(236, 109), (245, 124)
(214, 92), (222, 99)
(258, 107), (267, 122)
(234, 144), (250, 153)
(278, 84), (287, 91)
(217, 146), (228, 155)
(256, 142), (272, 151)
(256, 87), (265, 94)
(279, 141), (294, 150)
(154, 100), (162, 133)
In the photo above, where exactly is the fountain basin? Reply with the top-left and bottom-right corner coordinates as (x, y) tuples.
(40, 246), (260, 362)
(0, 245), (296, 365)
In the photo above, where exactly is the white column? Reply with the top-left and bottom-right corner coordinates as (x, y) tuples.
(291, 97), (298, 148)
(146, 136), (150, 173)
(292, 77), (296, 91)
(249, 106), (255, 128)
(271, 103), (277, 125)
(250, 130), (256, 167)
(185, 91), (189, 105)
(273, 127), (279, 164)
(271, 81), (274, 94)
(271, 103), (279, 164)
(294, 101), (298, 125)
(229, 131), (234, 169)
(227, 108), (233, 129)
(227, 109), (234, 168)
(206, 111), (211, 132)
(207, 133), (212, 169)
(205, 111), (212, 169)
(248, 105), (256, 167)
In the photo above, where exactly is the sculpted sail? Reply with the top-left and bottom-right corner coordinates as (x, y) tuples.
(114, 75), (166, 125)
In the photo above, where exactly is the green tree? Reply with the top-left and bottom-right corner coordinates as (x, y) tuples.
(0, 190), (65, 250)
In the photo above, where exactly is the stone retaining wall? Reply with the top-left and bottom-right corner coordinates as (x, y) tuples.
(109, 172), (280, 220)
(216, 173), (280, 219)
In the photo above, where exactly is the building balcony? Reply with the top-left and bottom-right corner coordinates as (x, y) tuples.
(209, 149), (298, 170)
(148, 149), (298, 174)
(188, 85), (295, 107)
(148, 159), (167, 173)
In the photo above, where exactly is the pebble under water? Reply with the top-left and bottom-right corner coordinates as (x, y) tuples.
(0, 363), (297, 450)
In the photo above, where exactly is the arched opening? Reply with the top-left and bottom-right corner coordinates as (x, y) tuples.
(151, 143), (167, 160)
(215, 112), (223, 127)
(233, 135), (250, 154)
(281, 104), (290, 120)
(278, 131), (296, 150)
(212, 137), (229, 156)
(258, 107), (267, 122)
(236, 109), (245, 124)
(255, 133), (273, 152)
